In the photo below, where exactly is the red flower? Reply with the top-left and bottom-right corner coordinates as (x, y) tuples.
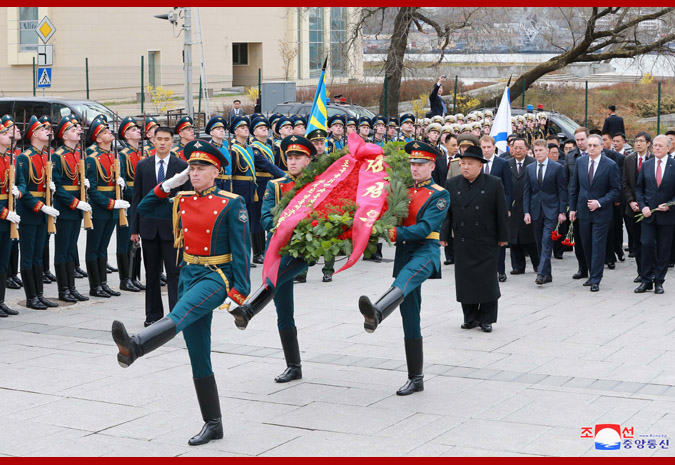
(551, 230), (562, 241)
(311, 220), (319, 227)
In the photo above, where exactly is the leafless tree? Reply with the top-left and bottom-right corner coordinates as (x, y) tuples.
(279, 37), (299, 81)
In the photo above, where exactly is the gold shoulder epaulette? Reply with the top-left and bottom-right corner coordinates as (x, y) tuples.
(176, 190), (196, 197)
(218, 190), (239, 199)
(432, 184), (445, 191)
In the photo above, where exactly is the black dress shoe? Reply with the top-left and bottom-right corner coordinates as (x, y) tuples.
(480, 323), (492, 332)
(396, 377), (424, 396)
(188, 419), (223, 446)
(628, 252), (636, 258)
(590, 283), (600, 292)
(26, 297), (48, 310)
(74, 267), (88, 278)
(274, 366), (302, 383)
(44, 270), (56, 282)
(90, 286), (111, 298)
(498, 274), (507, 282)
(38, 296), (59, 308)
(12, 275), (22, 287)
(607, 262), (616, 270)
(634, 275), (642, 283)
(669, 263), (675, 268)
(655, 283), (664, 294)
(372, 252), (383, 263)
(554, 253), (564, 259)
(535, 275), (552, 285)
(250, 262), (257, 268)
(634, 282), (653, 293)
(461, 320), (480, 329)
(573, 271), (588, 279)
(293, 275), (306, 283)
(322, 272), (332, 283)
(101, 283), (121, 296)
(444, 259), (454, 265)
(42, 274), (52, 284)
(252, 254), (265, 265)
(618, 254), (625, 262)
(58, 290), (79, 303)
(582, 280), (591, 286)
(119, 279), (141, 292)
(510, 269), (525, 275)
(0, 303), (18, 315)
(106, 262), (117, 273)
(0, 308), (7, 317)
(6, 277), (20, 289)
(131, 279), (146, 290)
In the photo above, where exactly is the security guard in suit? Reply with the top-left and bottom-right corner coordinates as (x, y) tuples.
(326, 114), (346, 152)
(85, 119), (130, 297)
(171, 116), (195, 161)
(358, 140), (450, 396)
(229, 135), (315, 382)
(116, 117), (144, 292)
(112, 140), (251, 446)
(230, 116), (285, 267)
(273, 116), (294, 171)
(205, 115), (232, 192)
(0, 122), (21, 316)
(51, 115), (91, 303)
(14, 116), (60, 309)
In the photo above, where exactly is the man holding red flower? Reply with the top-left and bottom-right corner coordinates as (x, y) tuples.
(523, 139), (568, 285)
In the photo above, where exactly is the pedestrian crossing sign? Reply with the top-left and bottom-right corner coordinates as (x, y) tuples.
(37, 67), (52, 88)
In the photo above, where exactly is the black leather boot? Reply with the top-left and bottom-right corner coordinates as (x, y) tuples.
(87, 260), (110, 297)
(358, 287), (405, 333)
(396, 337), (424, 396)
(275, 327), (302, 383)
(55, 263), (78, 303)
(131, 250), (145, 290)
(372, 242), (383, 262)
(117, 253), (140, 292)
(66, 262), (88, 301)
(188, 375), (224, 446)
(0, 273), (19, 315)
(111, 316), (176, 368)
(21, 269), (47, 310)
(99, 257), (121, 296)
(34, 265), (58, 308)
(228, 284), (276, 330)
(251, 232), (265, 264)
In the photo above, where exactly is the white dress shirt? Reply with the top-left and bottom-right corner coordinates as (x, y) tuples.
(155, 154), (170, 181)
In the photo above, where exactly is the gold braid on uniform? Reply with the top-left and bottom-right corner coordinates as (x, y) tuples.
(60, 150), (79, 183)
(94, 156), (114, 184)
(172, 192), (185, 251)
(125, 149), (137, 180)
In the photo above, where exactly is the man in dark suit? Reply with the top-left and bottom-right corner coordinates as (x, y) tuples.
(226, 100), (246, 126)
(428, 76), (447, 117)
(441, 145), (509, 333)
(622, 136), (652, 283)
(602, 105), (625, 136)
(634, 135), (675, 294)
(523, 139), (568, 284)
(569, 134), (622, 292)
(599, 131), (626, 267)
(131, 127), (190, 326)
(507, 138), (539, 276)
(481, 135), (513, 281)
(565, 128), (591, 279)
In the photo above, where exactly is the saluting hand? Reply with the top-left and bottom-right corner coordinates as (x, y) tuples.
(161, 167), (190, 193)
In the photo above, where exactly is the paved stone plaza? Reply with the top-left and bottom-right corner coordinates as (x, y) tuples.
(1, 240), (674, 457)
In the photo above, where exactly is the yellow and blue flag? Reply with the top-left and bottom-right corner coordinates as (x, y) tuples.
(306, 57), (328, 137)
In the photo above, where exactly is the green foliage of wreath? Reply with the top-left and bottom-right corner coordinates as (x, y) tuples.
(270, 142), (413, 263)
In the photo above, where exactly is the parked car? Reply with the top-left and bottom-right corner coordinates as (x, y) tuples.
(272, 101), (376, 120)
(0, 97), (117, 133)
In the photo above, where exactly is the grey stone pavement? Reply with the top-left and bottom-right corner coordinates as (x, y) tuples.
(1, 236), (675, 457)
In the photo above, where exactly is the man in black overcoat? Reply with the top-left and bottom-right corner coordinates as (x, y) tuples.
(441, 145), (509, 333)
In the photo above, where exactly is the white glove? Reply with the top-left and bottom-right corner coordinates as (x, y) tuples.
(41, 205), (60, 218)
(49, 181), (56, 192)
(117, 177), (126, 188)
(113, 200), (130, 209)
(84, 178), (91, 189)
(76, 201), (92, 212)
(6, 211), (20, 224)
(162, 167), (190, 193)
(11, 185), (20, 197)
(223, 297), (236, 310)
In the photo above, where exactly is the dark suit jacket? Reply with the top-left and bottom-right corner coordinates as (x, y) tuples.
(523, 159), (568, 222)
(485, 156), (513, 210)
(602, 114), (625, 136)
(569, 155), (621, 224)
(622, 152), (653, 217)
(131, 154), (189, 241)
(428, 83), (446, 117)
(432, 152), (449, 185)
(635, 156), (675, 225)
(227, 108), (246, 126)
(508, 156), (536, 243)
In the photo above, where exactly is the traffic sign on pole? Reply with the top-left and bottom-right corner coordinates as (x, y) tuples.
(37, 67), (52, 88)
(36, 16), (56, 43)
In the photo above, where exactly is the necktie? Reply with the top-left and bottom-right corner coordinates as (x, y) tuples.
(588, 159), (595, 185)
(538, 163), (544, 185)
(485, 162), (490, 175)
(517, 162), (522, 175)
(656, 159), (662, 188)
(638, 156), (643, 173)
(157, 159), (165, 184)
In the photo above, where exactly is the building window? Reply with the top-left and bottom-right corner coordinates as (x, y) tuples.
(330, 7), (347, 77)
(233, 43), (248, 66)
(19, 7), (39, 52)
(308, 8), (324, 78)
